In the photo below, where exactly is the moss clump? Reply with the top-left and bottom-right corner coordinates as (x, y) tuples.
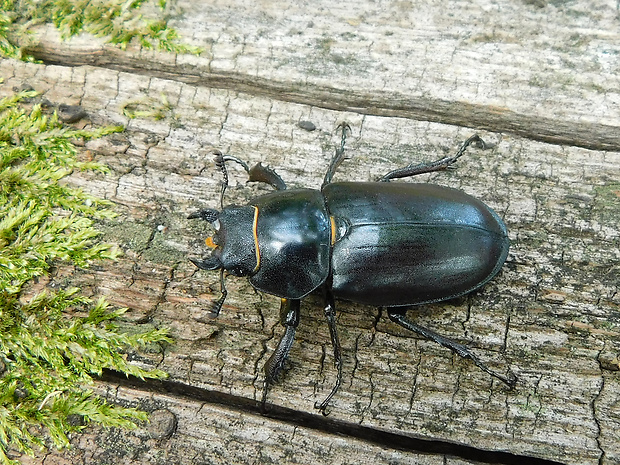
(0, 90), (171, 464)
(0, 0), (201, 61)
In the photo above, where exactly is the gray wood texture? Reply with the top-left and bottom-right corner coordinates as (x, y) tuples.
(3, 1), (619, 464)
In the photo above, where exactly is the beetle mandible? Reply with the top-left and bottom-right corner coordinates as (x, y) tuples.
(189, 125), (516, 414)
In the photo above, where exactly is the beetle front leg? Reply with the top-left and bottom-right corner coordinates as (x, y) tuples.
(261, 298), (300, 410)
(314, 288), (343, 415)
(387, 308), (517, 389)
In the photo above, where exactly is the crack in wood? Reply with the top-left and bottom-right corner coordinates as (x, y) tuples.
(100, 369), (568, 465)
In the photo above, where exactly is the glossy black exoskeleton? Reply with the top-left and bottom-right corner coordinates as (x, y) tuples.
(189, 125), (515, 414)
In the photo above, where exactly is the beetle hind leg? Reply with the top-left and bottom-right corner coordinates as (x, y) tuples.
(387, 308), (517, 389)
(261, 298), (301, 411)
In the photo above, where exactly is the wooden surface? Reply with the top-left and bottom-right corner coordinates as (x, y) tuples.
(3, 1), (620, 464)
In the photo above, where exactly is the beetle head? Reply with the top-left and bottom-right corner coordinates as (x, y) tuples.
(189, 206), (258, 277)
(188, 151), (257, 317)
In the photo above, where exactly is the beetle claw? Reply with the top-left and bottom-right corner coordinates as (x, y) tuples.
(314, 400), (331, 416)
(207, 295), (225, 318)
(260, 392), (269, 414)
(501, 370), (518, 390)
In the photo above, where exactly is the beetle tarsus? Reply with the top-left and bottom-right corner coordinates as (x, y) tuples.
(261, 299), (301, 411)
(387, 309), (516, 389)
(314, 288), (343, 415)
(336, 122), (352, 151)
(208, 294), (225, 318)
(206, 269), (228, 318)
(378, 134), (488, 182)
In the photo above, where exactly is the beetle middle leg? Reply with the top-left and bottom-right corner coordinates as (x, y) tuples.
(387, 308), (517, 388)
(378, 134), (487, 182)
(262, 298), (300, 410)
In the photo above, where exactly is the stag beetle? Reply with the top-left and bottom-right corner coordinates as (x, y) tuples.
(189, 125), (516, 414)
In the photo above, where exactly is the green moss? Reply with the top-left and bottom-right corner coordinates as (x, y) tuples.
(0, 0), (201, 61)
(0, 90), (171, 464)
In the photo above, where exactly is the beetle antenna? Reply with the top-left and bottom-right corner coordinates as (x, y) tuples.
(187, 208), (219, 222)
(213, 151), (250, 209)
(213, 151), (229, 209)
(222, 155), (250, 173)
(209, 268), (228, 318)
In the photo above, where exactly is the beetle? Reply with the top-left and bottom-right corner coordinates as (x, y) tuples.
(189, 125), (516, 414)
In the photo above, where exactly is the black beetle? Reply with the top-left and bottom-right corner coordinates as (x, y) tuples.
(189, 125), (516, 414)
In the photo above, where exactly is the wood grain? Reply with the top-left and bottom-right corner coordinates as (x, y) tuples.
(3, 1), (619, 464)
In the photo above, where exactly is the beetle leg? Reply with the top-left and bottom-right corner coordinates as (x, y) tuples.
(248, 163), (287, 190)
(207, 268), (228, 318)
(378, 134), (487, 182)
(387, 309), (517, 389)
(314, 288), (343, 415)
(261, 298), (301, 410)
(322, 123), (352, 188)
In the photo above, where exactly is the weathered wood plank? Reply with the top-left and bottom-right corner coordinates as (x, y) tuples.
(25, 0), (620, 151)
(3, 0), (620, 464)
(18, 381), (496, 465)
